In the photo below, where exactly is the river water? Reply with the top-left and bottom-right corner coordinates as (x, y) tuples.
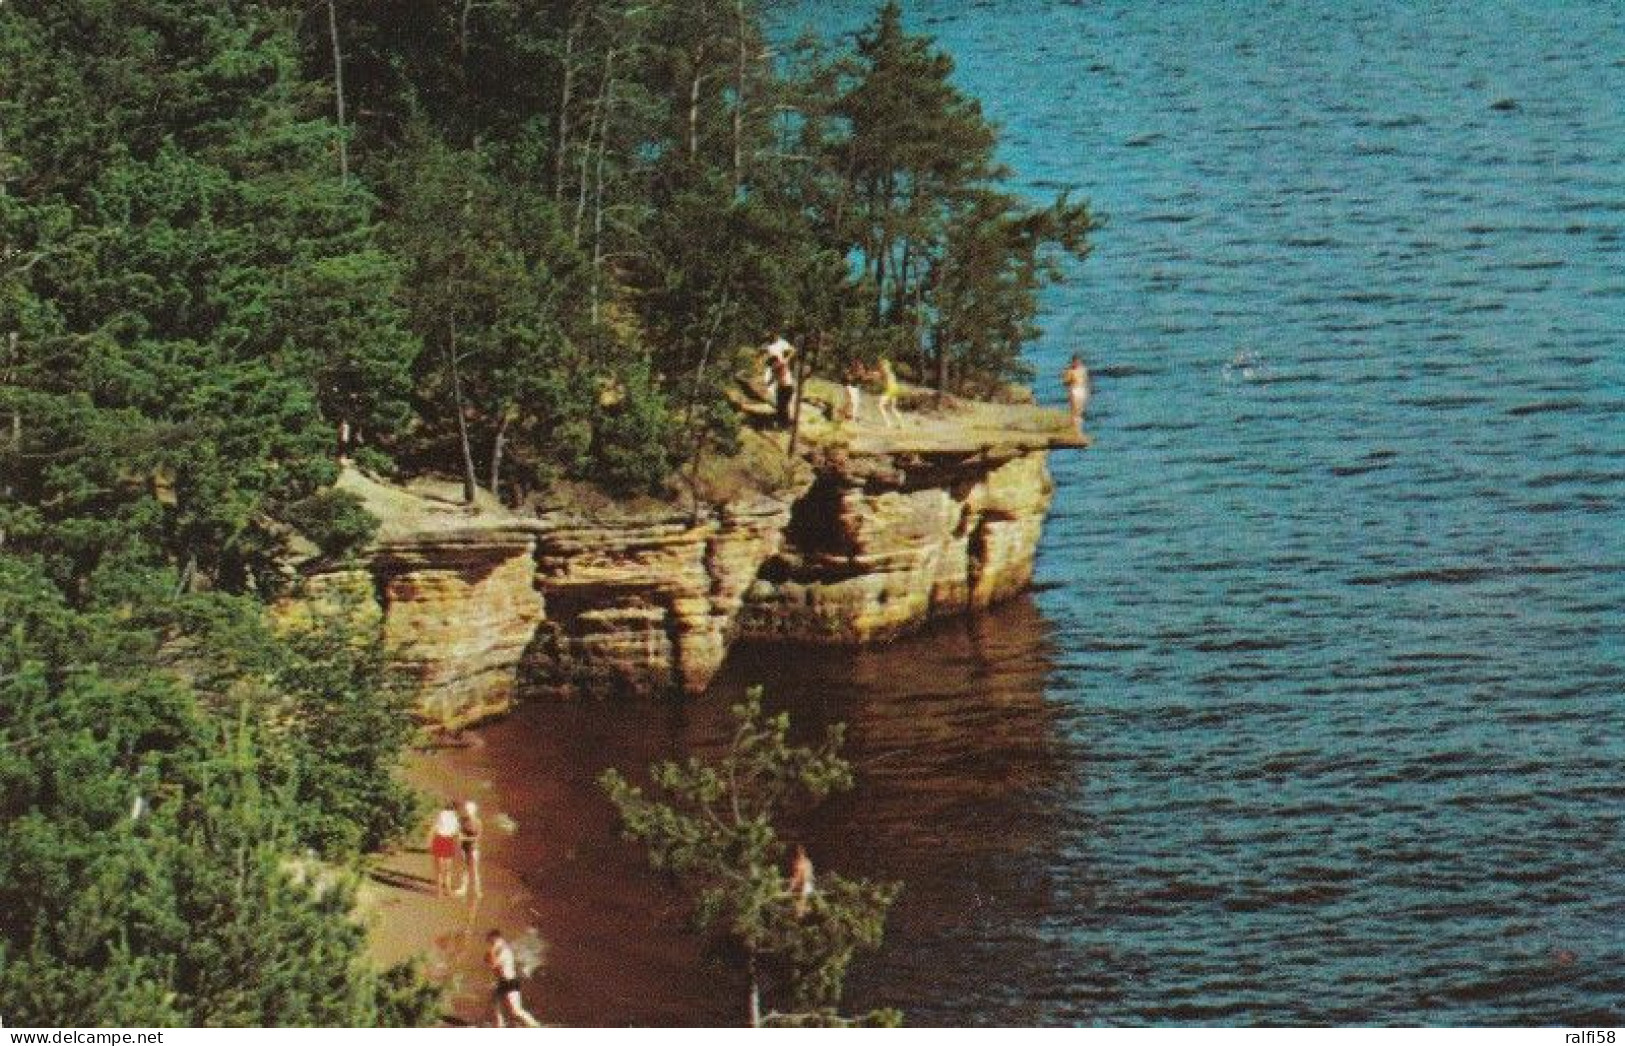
(490, 0), (1625, 1026)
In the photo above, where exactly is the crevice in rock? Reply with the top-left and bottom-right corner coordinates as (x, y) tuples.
(783, 471), (847, 555)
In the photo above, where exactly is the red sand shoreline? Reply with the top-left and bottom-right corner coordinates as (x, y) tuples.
(363, 734), (547, 1026)
(361, 704), (743, 1027)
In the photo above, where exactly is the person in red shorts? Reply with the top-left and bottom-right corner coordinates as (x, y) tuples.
(427, 800), (460, 897)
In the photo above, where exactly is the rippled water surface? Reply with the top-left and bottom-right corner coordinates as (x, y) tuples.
(511, 0), (1625, 1026)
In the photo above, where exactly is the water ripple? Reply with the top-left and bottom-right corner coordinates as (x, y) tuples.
(767, 0), (1625, 1026)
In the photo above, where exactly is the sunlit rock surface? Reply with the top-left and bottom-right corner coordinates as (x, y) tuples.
(306, 391), (1084, 720)
(735, 450), (1054, 644)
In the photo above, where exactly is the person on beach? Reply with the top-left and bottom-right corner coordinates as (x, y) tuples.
(486, 930), (541, 1027)
(455, 799), (484, 899)
(876, 358), (902, 429)
(1062, 353), (1090, 437)
(788, 843), (816, 917)
(428, 801), (460, 897)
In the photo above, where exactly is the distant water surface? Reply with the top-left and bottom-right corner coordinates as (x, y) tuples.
(504, 0), (1625, 1026)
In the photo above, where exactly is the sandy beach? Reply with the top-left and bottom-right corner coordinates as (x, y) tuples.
(362, 702), (743, 1027)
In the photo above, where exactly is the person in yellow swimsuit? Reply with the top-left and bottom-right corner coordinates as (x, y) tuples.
(877, 358), (902, 428)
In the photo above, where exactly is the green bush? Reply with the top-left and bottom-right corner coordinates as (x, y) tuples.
(0, 560), (441, 1026)
(282, 489), (380, 560)
(589, 359), (677, 497)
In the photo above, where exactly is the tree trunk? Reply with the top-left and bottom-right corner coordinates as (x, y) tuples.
(446, 320), (479, 505)
(589, 62), (616, 324)
(326, 0), (348, 184)
(685, 431), (709, 525)
(575, 48), (613, 245)
(174, 554), (197, 598)
(874, 173), (896, 322)
(787, 331), (814, 458)
(488, 409), (511, 502)
(681, 295), (731, 522)
(687, 48), (704, 158)
(5, 332), (18, 450)
(934, 322), (949, 399)
(747, 956), (762, 1029)
(553, 10), (580, 201)
(3, 331), (17, 547)
(458, 0), (475, 62)
(894, 240), (912, 321)
(732, 0), (747, 190)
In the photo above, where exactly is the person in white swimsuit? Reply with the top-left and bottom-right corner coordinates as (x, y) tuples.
(1062, 353), (1090, 437)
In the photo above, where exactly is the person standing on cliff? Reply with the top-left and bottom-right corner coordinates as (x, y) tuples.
(788, 843), (816, 917)
(1062, 353), (1091, 437)
(841, 357), (869, 423)
(876, 357), (902, 428)
(428, 800), (460, 897)
(762, 335), (797, 429)
(486, 929), (542, 1027)
(771, 351), (796, 429)
(761, 336), (795, 424)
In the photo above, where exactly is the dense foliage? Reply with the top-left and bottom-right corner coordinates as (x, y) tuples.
(601, 690), (901, 1027)
(1, 0), (1092, 1026)
(4, 0), (1092, 523)
(0, 3), (435, 1024)
(0, 559), (436, 1026)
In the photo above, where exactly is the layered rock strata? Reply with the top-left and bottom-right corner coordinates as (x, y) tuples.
(310, 397), (1082, 722)
(370, 529), (544, 724)
(735, 449), (1053, 644)
(521, 493), (797, 699)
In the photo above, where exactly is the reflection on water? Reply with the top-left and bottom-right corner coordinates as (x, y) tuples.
(763, 0), (1625, 1025)
(718, 599), (1077, 1023)
(471, 0), (1625, 1020)
(471, 597), (1070, 1026)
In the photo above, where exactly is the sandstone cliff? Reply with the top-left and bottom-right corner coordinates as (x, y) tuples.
(302, 393), (1084, 724)
(735, 449), (1053, 644)
(522, 492), (797, 700)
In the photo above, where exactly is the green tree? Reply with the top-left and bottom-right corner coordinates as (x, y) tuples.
(0, 0), (418, 593)
(264, 601), (422, 858)
(825, 1), (1097, 393)
(384, 134), (600, 502)
(600, 688), (900, 1027)
(929, 186), (1096, 394)
(0, 558), (440, 1026)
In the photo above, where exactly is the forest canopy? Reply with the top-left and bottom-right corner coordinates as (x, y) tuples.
(0, 0), (1092, 1026)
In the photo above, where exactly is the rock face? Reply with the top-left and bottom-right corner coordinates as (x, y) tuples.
(370, 529), (544, 725)
(521, 493), (796, 699)
(735, 450), (1053, 644)
(309, 396), (1082, 721)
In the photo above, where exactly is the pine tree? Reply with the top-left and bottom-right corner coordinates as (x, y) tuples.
(0, 559), (439, 1026)
(827, 1), (1097, 393)
(382, 134), (604, 502)
(601, 689), (901, 1027)
(0, 0), (417, 593)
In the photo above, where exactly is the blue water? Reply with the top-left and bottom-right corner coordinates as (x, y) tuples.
(759, 0), (1625, 1026)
